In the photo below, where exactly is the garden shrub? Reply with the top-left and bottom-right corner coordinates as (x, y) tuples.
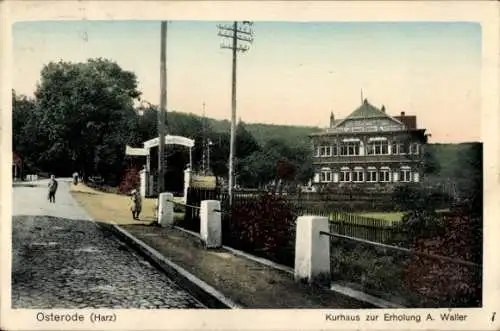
(117, 167), (140, 195)
(400, 207), (482, 307)
(392, 184), (453, 212)
(223, 193), (297, 267)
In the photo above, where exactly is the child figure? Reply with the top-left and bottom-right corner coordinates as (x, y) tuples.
(47, 175), (58, 203)
(130, 189), (142, 220)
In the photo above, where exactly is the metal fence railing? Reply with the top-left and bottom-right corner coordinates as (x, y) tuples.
(321, 229), (482, 308)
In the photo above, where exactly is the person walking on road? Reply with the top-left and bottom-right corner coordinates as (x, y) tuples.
(72, 172), (79, 185)
(47, 175), (58, 203)
(130, 189), (142, 220)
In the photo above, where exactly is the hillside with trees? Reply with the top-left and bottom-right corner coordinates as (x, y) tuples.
(12, 58), (481, 194)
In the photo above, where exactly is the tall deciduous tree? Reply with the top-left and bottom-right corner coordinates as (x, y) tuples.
(12, 90), (37, 173)
(29, 58), (141, 183)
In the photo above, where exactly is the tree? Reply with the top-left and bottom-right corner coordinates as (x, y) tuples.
(12, 90), (38, 173)
(236, 150), (275, 188)
(453, 143), (482, 215)
(209, 132), (231, 178)
(263, 138), (314, 185)
(422, 146), (441, 175)
(30, 58), (141, 183)
(236, 121), (260, 159)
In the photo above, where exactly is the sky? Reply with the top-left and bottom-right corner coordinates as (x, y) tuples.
(12, 20), (482, 143)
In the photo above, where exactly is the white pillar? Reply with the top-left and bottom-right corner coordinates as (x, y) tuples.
(413, 172), (420, 182)
(139, 169), (147, 197)
(158, 192), (174, 227)
(183, 168), (192, 204)
(294, 215), (331, 286)
(200, 200), (222, 249)
(189, 147), (193, 170)
(393, 172), (399, 182)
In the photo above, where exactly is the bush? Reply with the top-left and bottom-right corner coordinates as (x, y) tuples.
(223, 193), (297, 266)
(117, 167), (140, 195)
(392, 184), (453, 212)
(400, 210), (482, 307)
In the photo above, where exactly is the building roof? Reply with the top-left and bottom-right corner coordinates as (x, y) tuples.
(344, 99), (387, 120)
(394, 115), (417, 130)
(332, 99), (403, 129)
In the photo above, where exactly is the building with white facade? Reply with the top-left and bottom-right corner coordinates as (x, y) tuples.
(309, 99), (428, 188)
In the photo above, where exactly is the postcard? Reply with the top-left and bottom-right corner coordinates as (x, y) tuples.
(1, 1), (499, 330)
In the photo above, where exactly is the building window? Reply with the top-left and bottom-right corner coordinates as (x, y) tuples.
(391, 142), (409, 155)
(410, 143), (420, 155)
(366, 168), (377, 182)
(340, 168), (351, 182)
(332, 144), (338, 156)
(399, 143), (408, 154)
(314, 146), (320, 157)
(379, 169), (391, 182)
(367, 141), (389, 155)
(320, 170), (332, 182)
(352, 168), (364, 182)
(325, 146), (331, 157)
(340, 142), (360, 156)
(399, 167), (412, 182)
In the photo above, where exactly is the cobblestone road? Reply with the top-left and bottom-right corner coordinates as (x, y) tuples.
(12, 179), (205, 309)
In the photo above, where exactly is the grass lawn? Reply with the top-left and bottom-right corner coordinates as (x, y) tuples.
(353, 212), (405, 223)
(350, 209), (450, 224)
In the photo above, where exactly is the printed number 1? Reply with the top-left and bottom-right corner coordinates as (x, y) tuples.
(492, 312), (496, 322)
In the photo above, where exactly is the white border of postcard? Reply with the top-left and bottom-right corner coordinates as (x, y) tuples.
(1, 1), (499, 330)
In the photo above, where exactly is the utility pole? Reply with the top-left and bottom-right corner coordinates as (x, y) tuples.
(207, 139), (213, 175)
(217, 21), (254, 206)
(201, 102), (207, 175)
(158, 21), (168, 194)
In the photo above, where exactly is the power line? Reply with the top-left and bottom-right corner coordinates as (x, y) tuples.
(217, 21), (254, 206)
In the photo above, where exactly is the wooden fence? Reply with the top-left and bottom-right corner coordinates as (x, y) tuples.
(180, 188), (402, 244)
(296, 207), (402, 243)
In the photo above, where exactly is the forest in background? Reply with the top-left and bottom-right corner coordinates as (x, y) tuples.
(12, 58), (481, 195)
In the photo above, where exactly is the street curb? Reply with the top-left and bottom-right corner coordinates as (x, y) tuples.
(102, 222), (243, 310)
(173, 226), (403, 309)
(174, 226), (295, 275)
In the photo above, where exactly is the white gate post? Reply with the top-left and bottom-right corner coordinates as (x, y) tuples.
(139, 169), (148, 198)
(294, 215), (331, 286)
(158, 192), (174, 227)
(200, 200), (222, 248)
(183, 168), (192, 204)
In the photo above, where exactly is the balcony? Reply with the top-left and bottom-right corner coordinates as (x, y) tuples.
(312, 153), (423, 165)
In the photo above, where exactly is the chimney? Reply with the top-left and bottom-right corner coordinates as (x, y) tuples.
(381, 105), (386, 112)
(329, 111), (335, 128)
(400, 111), (405, 117)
